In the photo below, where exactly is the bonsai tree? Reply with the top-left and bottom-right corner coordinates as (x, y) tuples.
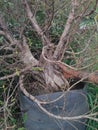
(0, 0), (98, 128)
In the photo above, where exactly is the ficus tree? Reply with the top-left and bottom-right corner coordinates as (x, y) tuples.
(0, 0), (98, 128)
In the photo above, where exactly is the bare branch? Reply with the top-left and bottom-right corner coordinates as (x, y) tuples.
(0, 16), (6, 30)
(0, 66), (32, 81)
(57, 62), (98, 84)
(0, 15), (38, 67)
(53, 0), (76, 60)
(84, 0), (98, 17)
(0, 16), (15, 45)
(21, 0), (51, 46)
(0, 73), (16, 81)
(0, 30), (14, 44)
(75, 0), (98, 19)
(43, 0), (54, 32)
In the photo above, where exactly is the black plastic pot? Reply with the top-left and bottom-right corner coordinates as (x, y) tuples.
(19, 89), (89, 130)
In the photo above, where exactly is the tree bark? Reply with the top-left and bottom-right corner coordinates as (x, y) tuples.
(19, 36), (38, 67)
(57, 62), (98, 84)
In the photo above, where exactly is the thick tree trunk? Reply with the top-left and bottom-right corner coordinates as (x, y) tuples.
(43, 62), (69, 92)
(19, 42), (38, 67)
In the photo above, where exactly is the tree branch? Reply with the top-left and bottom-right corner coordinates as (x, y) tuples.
(83, 0), (98, 17)
(21, 0), (51, 46)
(0, 66), (33, 81)
(0, 15), (38, 67)
(0, 16), (16, 45)
(57, 62), (98, 84)
(0, 30), (14, 44)
(43, 0), (54, 33)
(53, 0), (76, 60)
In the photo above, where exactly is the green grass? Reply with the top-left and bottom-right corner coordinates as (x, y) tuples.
(86, 84), (98, 130)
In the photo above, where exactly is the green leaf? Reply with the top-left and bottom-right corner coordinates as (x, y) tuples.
(94, 14), (98, 30)
(16, 68), (20, 76)
(23, 113), (27, 123)
(0, 100), (3, 105)
(0, 36), (4, 42)
(18, 127), (25, 130)
(32, 67), (43, 71)
(27, 38), (33, 47)
(95, 7), (98, 13)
